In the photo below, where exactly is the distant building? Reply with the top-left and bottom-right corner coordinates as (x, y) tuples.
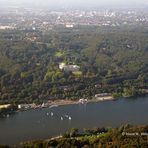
(95, 93), (111, 98)
(65, 24), (74, 28)
(18, 104), (30, 109)
(32, 27), (36, 30)
(59, 63), (66, 70)
(0, 26), (16, 30)
(79, 99), (88, 104)
(18, 105), (22, 109)
(64, 65), (80, 72)
(95, 93), (114, 101)
(0, 104), (11, 109)
(18, 104), (36, 109)
(59, 63), (80, 72)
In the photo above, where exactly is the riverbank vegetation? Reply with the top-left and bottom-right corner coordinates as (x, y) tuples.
(1, 124), (148, 147)
(0, 26), (148, 104)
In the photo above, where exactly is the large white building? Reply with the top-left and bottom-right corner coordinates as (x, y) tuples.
(59, 63), (80, 72)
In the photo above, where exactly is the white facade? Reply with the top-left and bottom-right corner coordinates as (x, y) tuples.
(59, 63), (80, 72)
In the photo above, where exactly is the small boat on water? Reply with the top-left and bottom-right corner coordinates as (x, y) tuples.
(51, 112), (53, 116)
(46, 113), (49, 116)
(68, 116), (72, 120)
(60, 117), (63, 120)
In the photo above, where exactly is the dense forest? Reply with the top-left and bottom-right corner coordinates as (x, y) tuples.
(0, 26), (148, 104)
(1, 124), (148, 147)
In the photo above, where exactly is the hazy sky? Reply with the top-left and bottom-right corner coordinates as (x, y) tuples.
(0, 0), (148, 8)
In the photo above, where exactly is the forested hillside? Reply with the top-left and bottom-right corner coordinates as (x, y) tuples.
(0, 26), (148, 103)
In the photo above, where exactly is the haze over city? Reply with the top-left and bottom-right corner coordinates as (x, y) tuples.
(0, 0), (148, 9)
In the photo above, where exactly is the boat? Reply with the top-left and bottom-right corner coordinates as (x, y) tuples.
(68, 116), (72, 120)
(60, 117), (63, 120)
(51, 112), (53, 116)
(46, 113), (49, 116)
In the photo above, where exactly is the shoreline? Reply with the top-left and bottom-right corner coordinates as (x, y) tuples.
(7, 93), (146, 115)
(1, 98), (117, 117)
(17, 97), (116, 112)
(1, 93), (147, 114)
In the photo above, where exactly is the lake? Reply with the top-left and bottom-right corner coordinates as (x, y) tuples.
(0, 96), (148, 145)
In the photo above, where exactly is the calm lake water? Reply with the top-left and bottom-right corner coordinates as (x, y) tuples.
(0, 97), (148, 145)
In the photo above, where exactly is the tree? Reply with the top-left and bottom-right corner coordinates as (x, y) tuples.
(69, 128), (79, 137)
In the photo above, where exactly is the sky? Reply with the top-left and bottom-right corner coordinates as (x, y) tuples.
(0, 0), (147, 9)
